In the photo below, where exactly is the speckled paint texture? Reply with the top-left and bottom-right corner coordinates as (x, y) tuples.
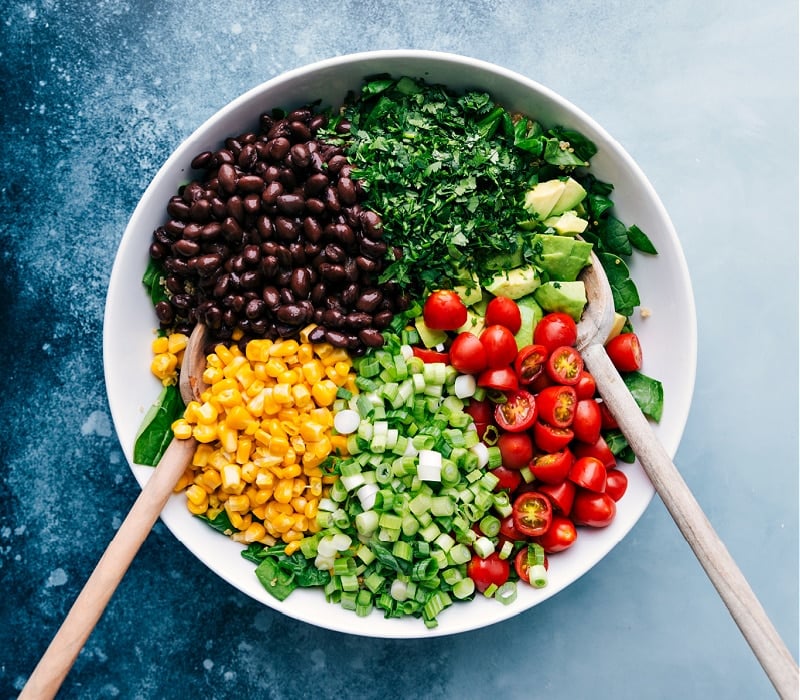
(2, 1), (797, 698)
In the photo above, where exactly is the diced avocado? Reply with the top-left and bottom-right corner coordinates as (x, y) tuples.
(549, 177), (587, 217)
(543, 210), (589, 236)
(522, 179), (566, 220)
(414, 316), (448, 348)
(485, 266), (541, 299)
(533, 234), (593, 281)
(534, 281), (587, 321)
(456, 309), (485, 337)
(605, 312), (627, 342)
(514, 294), (543, 349)
(453, 273), (484, 307)
(485, 246), (523, 271)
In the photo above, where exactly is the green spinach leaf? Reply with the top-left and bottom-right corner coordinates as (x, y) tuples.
(623, 371), (664, 422)
(133, 384), (185, 466)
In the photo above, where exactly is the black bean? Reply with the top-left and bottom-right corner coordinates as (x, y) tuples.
(261, 255), (279, 279)
(290, 143), (311, 168)
(356, 289), (383, 313)
(275, 216), (298, 241)
(290, 267), (311, 299)
(277, 193), (305, 216)
(245, 298), (266, 319)
(237, 174), (265, 194)
(319, 262), (346, 283)
(303, 216), (323, 242)
(276, 304), (306, 325)
(262, 286), (280, 309)
(345, 312), (372, 329)
(269, 136), (291, 160)
(359, 328), (385, 347)
(341, 283), (358, 306)
(173, 239), (200, 257)
(337, 177), (357, 205)
(304, 172), (329, 195)
(155, 301), (174, 323)
(194, 253), (223, 276)
(324, 329), (350, 347)
(322, 309), (345, 328)
(191, 151), (213, 170)
(213, 273), (232, 298)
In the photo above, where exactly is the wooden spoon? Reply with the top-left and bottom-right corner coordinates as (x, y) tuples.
(20, 323), (209, 700)
(576, 254), (798, 699)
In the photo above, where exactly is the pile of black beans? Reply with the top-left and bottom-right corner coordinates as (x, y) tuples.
(148, 108), (409, 354)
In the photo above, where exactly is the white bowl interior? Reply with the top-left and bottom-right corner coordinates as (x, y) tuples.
(103, 50), (696, 638)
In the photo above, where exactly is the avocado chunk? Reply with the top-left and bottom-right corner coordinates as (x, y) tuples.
(452, 271), (484, 307)
(549, 177), (587, 217)
(485, 265), (541, 299)
(534, 281), (587, 321)
(414, 316), (448, 348)
(485, 246), (523, 271)
(456, 309), (486, 336)
(522, 180), (566, 220)
(533, 234), (593, 281)
(514, 294), (544, 349)
(543, 210), (589, 236)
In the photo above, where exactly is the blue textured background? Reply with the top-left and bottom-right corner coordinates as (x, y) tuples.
(2, 2), (797, 698)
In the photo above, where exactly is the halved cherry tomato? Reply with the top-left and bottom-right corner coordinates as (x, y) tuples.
(533, 312), (578, 353)
(514, 546), (549, 584)
(533, 421), (574, 453)
(514, 344), (548, 386)
(530, 447), (574, 484)
(465, 398), (493, 425)
(572, 399), (602, 444)
(572, 490), (616, 527)
(485, 296), (522, 334)
(536, 384), (577, 428)
(575, 371), (597, 400)
(495, 390), (537, 432)
(491, 465), (523, 492)
(568, 456), (607, 493)
(467, 552), (510, 593)
(605, 332), (643, 372)
(535, 515), (578, 553)
(423, 290), (467, 330)
(598, 400), (619, 430)
(545, 345), (584, 385)
(605, 469), (628, 501)
(480, 324), (519, 368)
(478, 366), (518, 392)
(538, 479), (576, 515)
(573, 434), (616, 469)
(449, 332), (488, 374)
(512, 492), (552, 537)
(496, 431), (534, 470)
(412, 347), (450, 364)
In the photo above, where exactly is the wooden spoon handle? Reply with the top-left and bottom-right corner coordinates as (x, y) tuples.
(20, 437), (196, 700)
(582, 342), (798, 699)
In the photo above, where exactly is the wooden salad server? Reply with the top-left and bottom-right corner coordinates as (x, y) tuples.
(20, 323), (208, 700)
(576, 253), (798, 699)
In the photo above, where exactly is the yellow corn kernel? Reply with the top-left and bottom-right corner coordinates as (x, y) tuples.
(187, 499), (208, 516)
(226, 405), (252, 431)
(290, 384), (312, 407)
(269, 339), (299, 357)
(192, 443), (213, 467)
(186, 484), (209, 507)
(193, 424), (218, 444)
(240, 459), (258, 483)
(246, 339), (272, 362)
(268, 434), (289, 456)
(202, 366), (224, 386)
(270, 513), (295, 534)
(218, 423), (238, 454)
(311, 379), (338, 407)
(291, 514), (309, 532)
(225, 494), (250, 513)
(301, 360), (324, 385)
(174, 468), (194, 492)
(330, 434), (349, 455)
(297, 342), (314, 363)
(214, 344), (235, 365)
(298, 325), (318, 344)
(308, 477), (323, 497)
(279, 463), (302, 479)
(150, 353), (178, 380)
(282, 447), (298, 466)
(237, 438), (253, 465)
(284, 540), (302, 555)
(263, 357), (286, 378)
(221, 463), (242, 493)
(273, 478), (295, 504)
(277, 368), (300, 385)
(195, 401), (219, 424)
(198, 469), (222, 492)
(272, 383), (293, 405)
(299, 421), (326, 443)
(171, 419), (193, 440)
(304, 499), (319, 519)
(309, 407), (333, 427)
(241, 521), (267, 543)
(152, 336), (170, 353)
(320, 347), (349, 366)
(245, 379), (266, 398)
(290, 495), (308, 513)
(283, 528), (305, 543)
(167, 333), (188, 354)
(222, 356), (247, 379)
(252, 487), (273, 505)
(235, 363), (256, 389)
(255, 470), (275, 490)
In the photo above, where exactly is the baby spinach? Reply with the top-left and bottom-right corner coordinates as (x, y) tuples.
(247, 544), (331, 601)
(623, 371), (664, 422)
(133, 384), (185, 466)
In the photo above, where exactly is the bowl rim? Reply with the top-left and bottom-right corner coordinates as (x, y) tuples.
(103, 49), (697, 638)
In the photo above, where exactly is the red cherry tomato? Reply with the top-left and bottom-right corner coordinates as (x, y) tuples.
(598, 400), (619, 430)
(477, 366), (518, 392)
(465, 398), (493, 424)
(538, 479), (576, 515)
(535, 384), (577, 428)
(423, 290), (467, 330)
(533, 421), (574, 453)
(605, 332), (643, 372)
(530, 447), (574, 484)
(514, 546), (549, 584)
(605, 469), (628, 501)
(480, 324), (519, 368)
(485, 296), (522, 334)
(533, 312), (578, 353)
(494, 390), (537, 433)
(575, 371), (597, 400)
(545, 345), (584, 386)
(449, 332), (488, 374)
(572, 399), (602, 444)
(412, 347), (450, 363)
(535, 515), (578, 553)
(568, 456), (607, 493)
(573, 434), (617, 469)
(512, 492), (553, 537)
(467, 552), (510, 593)
(496, 432), (534, 470)
(499, 514), (525, 541)
(491, 465), (523, 492)
(572, 490), (616, 527)
(514, 344), (548, 386)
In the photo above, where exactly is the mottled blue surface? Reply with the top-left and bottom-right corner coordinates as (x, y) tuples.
(2, 1), (797, 698)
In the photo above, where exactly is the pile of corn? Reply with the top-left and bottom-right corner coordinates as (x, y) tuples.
(150, 333), (189, 385)
(166, 326), (357, 554)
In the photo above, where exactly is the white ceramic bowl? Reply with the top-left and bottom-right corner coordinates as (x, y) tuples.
(104, 50), (697, 638)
